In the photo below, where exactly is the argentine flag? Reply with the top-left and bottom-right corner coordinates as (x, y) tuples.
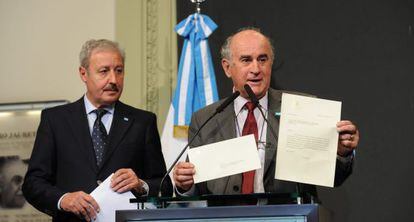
(161, 13), (219, 177)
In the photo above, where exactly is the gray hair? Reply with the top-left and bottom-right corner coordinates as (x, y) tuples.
(79, 39), (125, 69)
(220, 27), (275, 61)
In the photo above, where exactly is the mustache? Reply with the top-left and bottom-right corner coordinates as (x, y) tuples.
(103, 84), (119, 92)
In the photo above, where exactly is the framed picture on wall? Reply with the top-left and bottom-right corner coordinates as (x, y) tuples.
(0, 101), (67, 222)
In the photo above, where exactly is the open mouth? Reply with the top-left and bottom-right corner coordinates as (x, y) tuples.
(104, 89), (119, 92)
(247, 79), (262, 84)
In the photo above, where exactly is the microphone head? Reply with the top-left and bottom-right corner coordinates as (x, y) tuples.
(243, 84), (259, 105)
(216, 91), (240, 113)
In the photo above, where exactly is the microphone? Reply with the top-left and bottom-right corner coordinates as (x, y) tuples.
(243, 84), (259, 106)
(243, 84), (278, 143)
(158, 91), (240, 197)
(216, 91), (240, 113)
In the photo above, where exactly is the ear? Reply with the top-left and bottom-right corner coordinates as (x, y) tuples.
(79, 67), (87, 82)
(221, 59), (232, 78)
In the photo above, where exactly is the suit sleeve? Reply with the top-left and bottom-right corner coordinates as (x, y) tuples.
(22, 110), (65, 216)
(173, 111), (207, 197)
(188, 111), (203, 148)
(188, 111), (212, 196)
(141, 113), (173, 197)
(334, 154), (354, 186)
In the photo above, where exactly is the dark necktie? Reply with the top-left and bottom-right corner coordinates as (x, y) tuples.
(92, 109), (108, 167)
(241, 102), (258, 194)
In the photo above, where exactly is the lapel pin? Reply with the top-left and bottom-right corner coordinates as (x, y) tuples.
(123, 117), (129, 121)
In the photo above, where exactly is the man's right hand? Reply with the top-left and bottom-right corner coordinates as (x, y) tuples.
(60, 191), (100, 222)
(173, 162), (196, 192)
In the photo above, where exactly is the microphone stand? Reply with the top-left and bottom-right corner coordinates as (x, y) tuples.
(158, 91), (240, 198)
(243, 84), (279, 144)
(157, 111), (218, 197)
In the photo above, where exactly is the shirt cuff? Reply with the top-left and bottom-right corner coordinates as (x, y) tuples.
(337, 150), (355, 163)
(175, 184), (195, 197)
(141, 180), (149, 196)
(132, 179), (149, 196)
(57, 193), (69, 211)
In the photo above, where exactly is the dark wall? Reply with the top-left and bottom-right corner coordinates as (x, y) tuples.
(177, 0), (414, 221)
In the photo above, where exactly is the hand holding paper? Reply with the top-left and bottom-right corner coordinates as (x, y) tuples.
(275, 93), (341, 187)
(90, 174), (136, 222)
(188, 134), (261, 184)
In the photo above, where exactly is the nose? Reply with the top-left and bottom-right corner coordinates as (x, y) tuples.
(108, 70), (117, 83)
(250, 60), (260, 75)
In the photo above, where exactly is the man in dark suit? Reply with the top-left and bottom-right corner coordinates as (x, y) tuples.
(23, 39), (172, 221)
(173, 28), (359, 200)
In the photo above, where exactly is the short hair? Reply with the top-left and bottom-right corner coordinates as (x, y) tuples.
(220, 27), (275, 61)
(79, 39), (125, 69)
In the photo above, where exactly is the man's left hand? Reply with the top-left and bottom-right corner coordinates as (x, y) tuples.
(337, 120), (359, 157)
(110, 168), (143, 193)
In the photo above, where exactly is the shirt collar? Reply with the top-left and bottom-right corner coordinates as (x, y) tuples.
(234, 91), (268, 114)
(83, 95), (115, 115)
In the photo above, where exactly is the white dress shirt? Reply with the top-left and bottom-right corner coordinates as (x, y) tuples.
(233, 93), (268, 193)
(84, 95), (114, 135)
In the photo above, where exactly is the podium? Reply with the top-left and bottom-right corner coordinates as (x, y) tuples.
(116, 193), (330, 222)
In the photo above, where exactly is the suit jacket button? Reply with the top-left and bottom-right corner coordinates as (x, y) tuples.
(97, 180), (102, 185)
(233, 185), (239, 191)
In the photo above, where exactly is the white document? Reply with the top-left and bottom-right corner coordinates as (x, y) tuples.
(188, 134), (261, 183)
(275, 93), (341, 187)
(90, 174), (137, 222)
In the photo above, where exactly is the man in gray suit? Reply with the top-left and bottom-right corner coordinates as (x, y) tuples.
(173, 28), (359, 199)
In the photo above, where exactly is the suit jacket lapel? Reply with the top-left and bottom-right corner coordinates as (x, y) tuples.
(67, 98), (99, 173)
(100, 101), (133, 170)
(216, 101), (237, 141)
(263, 89), (282, 179)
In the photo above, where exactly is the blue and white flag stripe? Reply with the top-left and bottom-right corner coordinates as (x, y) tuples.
(173, 13), (218, 126)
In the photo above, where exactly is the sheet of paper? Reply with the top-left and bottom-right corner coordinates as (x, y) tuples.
(188, 134), (261, 183)
(90, 174), (137, 222)
(275, 93), (341, 187)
